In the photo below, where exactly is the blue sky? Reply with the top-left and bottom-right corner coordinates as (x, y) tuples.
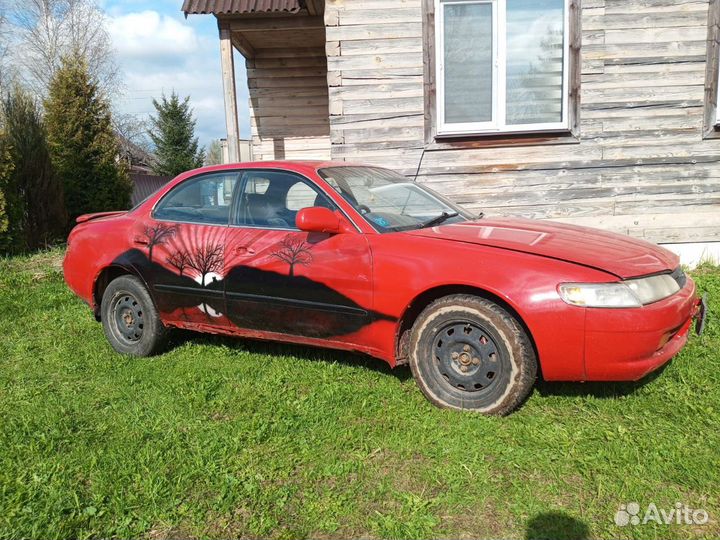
(101, 0), (251, 149)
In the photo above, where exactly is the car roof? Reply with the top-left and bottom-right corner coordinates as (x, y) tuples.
(151, 161), (382, 202)
(176, 160), (373, 179)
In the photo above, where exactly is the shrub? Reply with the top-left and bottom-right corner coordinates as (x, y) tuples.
(1, 88), (66, 252)
(0, 137), (11, 250)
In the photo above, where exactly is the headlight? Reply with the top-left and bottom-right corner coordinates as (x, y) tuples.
(558, 283), (641, 308)
(625, 274), (680, 304)
(558, 274), (680, 308)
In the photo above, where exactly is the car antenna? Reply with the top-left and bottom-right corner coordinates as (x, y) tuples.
(412, 148), (426, 183)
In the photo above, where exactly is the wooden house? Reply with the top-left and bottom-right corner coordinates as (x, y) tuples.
(182, 0), (720, 263)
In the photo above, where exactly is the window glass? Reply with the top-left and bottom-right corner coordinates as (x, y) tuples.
(443, 2), (493, 124)
(245, 177), (270, 194)
(154, 172), (239, 225)
(319, 166), (473, 233)
(235, 170), (335, 229)
(506, 0), (565, 125)
(286, 182), (319, 211)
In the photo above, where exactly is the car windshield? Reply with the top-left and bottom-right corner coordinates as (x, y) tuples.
(317, 166), (475, 232)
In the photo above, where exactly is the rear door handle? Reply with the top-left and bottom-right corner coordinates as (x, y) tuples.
(235, 245), (255, 255)
(133, 236), (149, 246)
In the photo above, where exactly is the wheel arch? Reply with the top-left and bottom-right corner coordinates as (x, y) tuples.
(92, 264), (151, 321)
(395, 285), (539, 370)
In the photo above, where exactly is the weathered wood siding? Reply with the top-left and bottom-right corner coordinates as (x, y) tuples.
(324, 0), (720, 244)
(248, 45), (331, 160)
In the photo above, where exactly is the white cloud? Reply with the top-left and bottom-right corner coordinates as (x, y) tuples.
(107, 9), (250, 150)
(107, 11), (198, 59)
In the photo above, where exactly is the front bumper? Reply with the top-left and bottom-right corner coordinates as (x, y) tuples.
(583, 277), (704, 381)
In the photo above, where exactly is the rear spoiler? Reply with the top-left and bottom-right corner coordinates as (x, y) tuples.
(76, 211), (126, 224)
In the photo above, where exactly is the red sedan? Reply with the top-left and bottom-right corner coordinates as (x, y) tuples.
(64, 161), (706, 415)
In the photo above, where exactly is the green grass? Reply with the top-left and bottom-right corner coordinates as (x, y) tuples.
(1, 248), (719, 540)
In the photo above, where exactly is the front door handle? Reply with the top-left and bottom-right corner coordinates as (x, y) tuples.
(235, 245), (255, 255)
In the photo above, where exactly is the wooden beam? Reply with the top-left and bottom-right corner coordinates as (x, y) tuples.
(231, 32), (255, 59)
(421, 0), (436, 146)
(568, 0), (582, 138)
(305, 0), (323, 16)
(227, 15), (324, 32)
(219, 25), (241, 163)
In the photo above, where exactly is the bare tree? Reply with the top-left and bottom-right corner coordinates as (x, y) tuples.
(0, 5), (7, 75)
(143, 223), (177, 262)
(10, 0), (120, 97)
(187, 242), (224, 286)
(166, 250), (191, 277)
(114, 113), (152, 155)
(0, 0), (15, 89)
(272, 234), (313, 277)
(204, 139), (223, 166)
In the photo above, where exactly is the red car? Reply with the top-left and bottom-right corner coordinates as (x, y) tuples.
(64, 161), (707, 415)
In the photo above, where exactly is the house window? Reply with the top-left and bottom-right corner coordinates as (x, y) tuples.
(435, 0), (570, 136)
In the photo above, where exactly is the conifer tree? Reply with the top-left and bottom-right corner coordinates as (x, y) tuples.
(1, 87), (66, 251)
(45, 55), (131, 222)
(148, 92), (204, 176)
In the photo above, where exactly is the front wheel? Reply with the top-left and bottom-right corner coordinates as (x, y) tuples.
(101, 275), (167, 356)
(409, 295), (537, 415)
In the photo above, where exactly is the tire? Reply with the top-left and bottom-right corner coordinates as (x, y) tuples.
(101, 275), (167, 356)
(409, 294), (537, 415)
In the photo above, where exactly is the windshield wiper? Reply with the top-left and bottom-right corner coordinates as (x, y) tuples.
(420, 211), (459, 229)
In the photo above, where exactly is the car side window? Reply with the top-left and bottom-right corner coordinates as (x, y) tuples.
(234, 170), (335, 229)
(154, 172), (239, 225)
(286, 182), (319, 211)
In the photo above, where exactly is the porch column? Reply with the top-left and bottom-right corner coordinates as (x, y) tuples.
(219, 24), (240, 163)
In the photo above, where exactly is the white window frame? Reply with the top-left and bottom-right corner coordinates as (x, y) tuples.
(435, 0), (571, 137)
(716, 57), (720, 126)
(702, 0), (720, 137)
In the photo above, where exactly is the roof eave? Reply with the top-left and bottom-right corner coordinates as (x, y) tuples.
(181, 0), (305, 16)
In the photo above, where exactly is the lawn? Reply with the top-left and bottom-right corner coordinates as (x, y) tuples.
(1, 248), (719, 540)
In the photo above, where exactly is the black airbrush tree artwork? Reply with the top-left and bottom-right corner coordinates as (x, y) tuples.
(272, 234), (313, 277)
(164, 248), (192, 321)
(143, 223), (177, 262)
(187, 242), (224, 286)
(166, 249), (191, 277)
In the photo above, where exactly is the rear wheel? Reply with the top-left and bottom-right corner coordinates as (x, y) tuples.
(409, 294), (536, 415)
(101, 275), (167, 356)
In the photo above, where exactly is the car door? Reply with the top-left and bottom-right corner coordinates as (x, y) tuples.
(224, 169), (374, 340)
(128, 170), (240, 327)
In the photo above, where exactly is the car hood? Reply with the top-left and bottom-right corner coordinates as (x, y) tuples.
(405, 218), (679, 279)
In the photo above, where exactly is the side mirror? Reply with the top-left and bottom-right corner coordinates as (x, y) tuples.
(296, 207), (353, 234)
